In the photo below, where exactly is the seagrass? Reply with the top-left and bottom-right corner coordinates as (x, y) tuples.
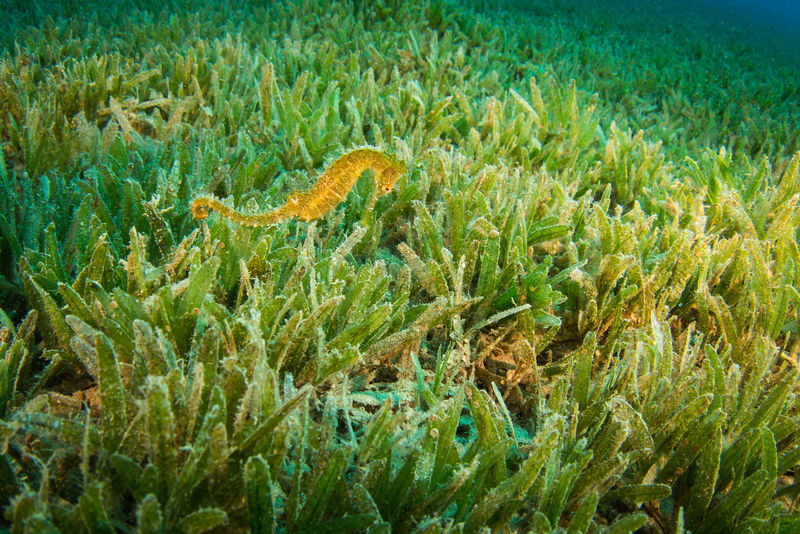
(1, 0), (799, 531)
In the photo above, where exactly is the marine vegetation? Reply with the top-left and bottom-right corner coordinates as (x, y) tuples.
(0, 0), (799, 532)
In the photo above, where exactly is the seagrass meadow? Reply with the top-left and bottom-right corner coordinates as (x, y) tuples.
(1, 0), (799, 531)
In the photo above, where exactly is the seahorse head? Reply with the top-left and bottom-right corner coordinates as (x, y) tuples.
(377, 155), (406, 194)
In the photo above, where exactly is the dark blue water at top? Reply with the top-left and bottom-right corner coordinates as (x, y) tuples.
(572, 0), (800, 65)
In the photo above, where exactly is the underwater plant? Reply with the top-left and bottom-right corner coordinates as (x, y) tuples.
(0, 0), (799, 532)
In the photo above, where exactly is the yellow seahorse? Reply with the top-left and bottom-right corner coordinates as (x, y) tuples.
(190, 147), (406, 227)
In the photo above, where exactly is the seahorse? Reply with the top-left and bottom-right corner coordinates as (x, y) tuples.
(190, 147), (406, 227)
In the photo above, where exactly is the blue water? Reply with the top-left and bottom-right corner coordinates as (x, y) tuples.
(690, 0), (800, 45)
(660, 0), (799, 63)
(704, 0), (800, 26)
